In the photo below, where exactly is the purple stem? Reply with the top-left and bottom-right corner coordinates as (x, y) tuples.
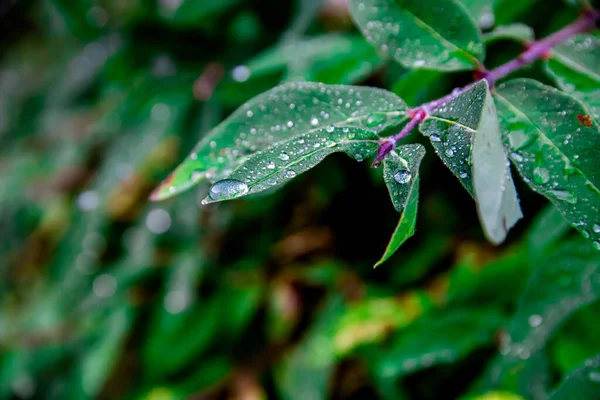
(373, 9), (599, 165)
(485, 10), (599, 84)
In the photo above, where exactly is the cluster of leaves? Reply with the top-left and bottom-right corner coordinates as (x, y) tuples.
(1, 0), (599, 399)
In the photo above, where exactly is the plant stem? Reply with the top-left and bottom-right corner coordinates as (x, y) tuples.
(373, 9), (599, 165)
(484, 10), (599, 84)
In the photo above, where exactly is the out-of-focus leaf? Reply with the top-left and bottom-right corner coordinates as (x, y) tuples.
(159, 0), (243, 26)
(459, 0), (496, 29)
(549, 353), (600, 400)
(420, 80), (521, 243)
(392, 69), (450, 107)
(368, 308), (506, 381)
(544, 34), (600, 118)
(152, 82), (407, 200)
(375, 144), (425, 266)
(227, 34), (384, 84)
(550, 303), (600, 376)
(334, 293), (432, 355)
(76, 305), (134, 397)
(483, 24), (534, 44)
(493, 0), (537, 25)
(275, 295), (345, 400)
(201, 127), (379, 204)
(527, 205), (571, 261)
(466, 392), (526, 400)
(495, 78), (600, 248)
(482, 238), (600, 392)
(349, 0), (484, 71)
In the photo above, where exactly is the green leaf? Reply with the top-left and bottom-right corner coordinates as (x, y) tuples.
(237, 34), (385, 84)
(375, 144), (425, 267)
(544, 34), (600, 118)
(392, 69), (450, 107)
(349, 0), (484, 71)
(550, 353), (600, 399)
(459, 0), (496, 29)
(275, 295), (345, 400)
(486, 238), (600, 389)
(495, 78), (600, 248)
(152, 82), (407, 200)
(483, 24), (534, 44)
(420, 80), (522, 243)
(471, 81), (522, 244)
(159, 0), (243, 26)
(201, 127), (379, 204)
(78, 305), (134, 397)
(369, 308), (506, 380)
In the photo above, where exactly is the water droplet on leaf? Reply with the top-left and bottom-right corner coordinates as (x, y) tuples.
(207, 179), (249, 201)
(394, 170), (412, 184)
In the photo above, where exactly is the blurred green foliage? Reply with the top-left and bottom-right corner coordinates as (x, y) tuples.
(0, 0), (599, 399)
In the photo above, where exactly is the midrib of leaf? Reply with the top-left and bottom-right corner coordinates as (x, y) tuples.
(242, 138), (378, 191)
(406, 8), (479, 64)
(425, 115), (477, 133)
(494, 92), (600, 197)
(551, 51), (600, 82)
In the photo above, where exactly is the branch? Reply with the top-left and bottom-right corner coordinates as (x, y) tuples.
(372, 9), (599, 166)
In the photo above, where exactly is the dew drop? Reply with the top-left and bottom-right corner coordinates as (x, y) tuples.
(366, 113), (386, 127)
(285, 170), (296, 178)
(548, 190), (577, 204)
(326, 125), (335, 133)
(231, 65), (250, 82)
(394, 170), (412, 184)
(246, 110), (253, 118)
(445, 149), (455, 157)
(593, 224), (600, 233)
(311, 117), (319, 126)
(430, 134), (441, 142)
(589, 371), (600, 383)
(266, 162), (276, 170)
(533, 167), (550, 184)
(207, 179), (248, 201)
(593, 241), (600, 251)
(287, 120), (294, 128)
(528, 314), (543, 328)
(279, 153), (290, 161)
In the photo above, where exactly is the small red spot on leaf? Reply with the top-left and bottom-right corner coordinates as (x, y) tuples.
(577, 114), (593, 128)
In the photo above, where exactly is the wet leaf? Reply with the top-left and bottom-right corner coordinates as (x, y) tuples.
(369, 308), (506, 381)
(349, 0), (485, 71)
(483, 24), (534, 44)
(549, 353), (600, 399)
(495, 78), (600, 248)
(459, 0), (496, 29)
(420, 80), (522, 243)
(485, 238), (600, 390)
(472, 81), (522, 244)
(544, 34), (600, 118)
(201, 127), (379, 204)
(375, 144), (425, 267)
(152, 82), (407, 200)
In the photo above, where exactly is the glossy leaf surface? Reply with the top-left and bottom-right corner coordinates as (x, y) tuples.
(375, 144), (425, 267)
(545, 34), (600, 118)
(495, 78), (600, 247)
(201, 127), (379, 204)
(420, 80), (521, 243)
(349, 0), (484, 71)
(152, 82), (407, 200)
